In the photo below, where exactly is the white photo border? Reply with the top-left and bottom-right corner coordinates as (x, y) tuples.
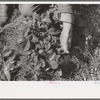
(0, 1), (100, 99)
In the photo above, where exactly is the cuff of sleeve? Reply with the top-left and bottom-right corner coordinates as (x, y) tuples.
(60, 13), (74, 24)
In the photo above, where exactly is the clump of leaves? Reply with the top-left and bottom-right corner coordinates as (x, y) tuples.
(9, 6), (76, 80)
(0, 45), (21, 81)
(0, 5), (90, 81)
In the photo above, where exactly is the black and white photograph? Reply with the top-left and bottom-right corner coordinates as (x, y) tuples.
(0, 3), (100, 81)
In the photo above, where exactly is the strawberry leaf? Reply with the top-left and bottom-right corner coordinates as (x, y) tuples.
(31, 34), (38, 43)
(49, 52), (56, 61)
(45, 42), (51, 51)
(27, 20), (33, 27)
(34, 61), (42, 71)
(45, 35), (51, 42)
(49, 60), (58, 70)
(24, 39), (30, 51)
(40, 58), (45, 68)
(42, 14), (51, 23)
(0, 70), (8, 81)
(24, 27), (30, 37)
(54, 69), (62, 77)
(3, 70), (11, 81)
(3, 50), (12, 58)
(17, 35), (25, 44)
(49, 29), (61, 35)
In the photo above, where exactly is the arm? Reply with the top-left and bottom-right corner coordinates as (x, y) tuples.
(19, 4), (51, 20)
(0, 4), (8, 26)
(57, 4), (74, 53)
(60, 13), (74, 53)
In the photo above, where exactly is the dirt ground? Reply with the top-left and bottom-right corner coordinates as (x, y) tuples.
(0, 4), (100, 81)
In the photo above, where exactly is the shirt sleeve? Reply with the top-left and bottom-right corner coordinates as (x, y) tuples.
(54, 4), (74, 23)
(56, 4), (73, 13)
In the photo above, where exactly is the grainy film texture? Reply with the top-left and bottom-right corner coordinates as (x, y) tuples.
(0, 4), (100, 81)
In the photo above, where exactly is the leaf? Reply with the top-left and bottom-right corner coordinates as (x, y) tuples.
(3, 50), (15, 62)
(54, 69), (62, 77)
(48, 27), (56, 33)
(49, 61), (58, 70)
(31, 34), (38, 43)
(51, 36), (57, 43)
(4, 61), (14, 72)
(7, 54), (15, 63)
(3, 50), (12, 57)
(33, 12), (41, 21)
(45, 42), (51, 51)
(45, 35), (51, 42)
(3, 46), (8, 51)
(0, 70), (8, 81)
(49, 30), (61, 35)
(55, 55), (61, 62)
(27, 20), (33, 27)
(18, 23), (27, 31)
(3, 70), (11, 81)
(40, 41), (45, 48)
(39, 49), (44, 54)
(41, 23), (48, 31)
(58, 69), (62, 76)
(24, 27), (30, 37)
(45, 67), (50, 71)
(3, 61), (14, 81)
(40, 58), (45, 67)
(42, 14), (51, 23)
(17, 35), (25, 44)
(49, 52), (56, 61)
(33, 55), (38, 62)
(24, 39), (30, 51)
(47, 42), (51, 50)
(34, 62), (42, 71)
(48, 49), (53, 54)
(36, 44), (41, 49)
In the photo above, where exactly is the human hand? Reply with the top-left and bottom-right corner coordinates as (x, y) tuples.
(60, 23), (72, 54)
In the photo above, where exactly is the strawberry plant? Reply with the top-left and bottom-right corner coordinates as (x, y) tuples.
(1, 4), (100, 81)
